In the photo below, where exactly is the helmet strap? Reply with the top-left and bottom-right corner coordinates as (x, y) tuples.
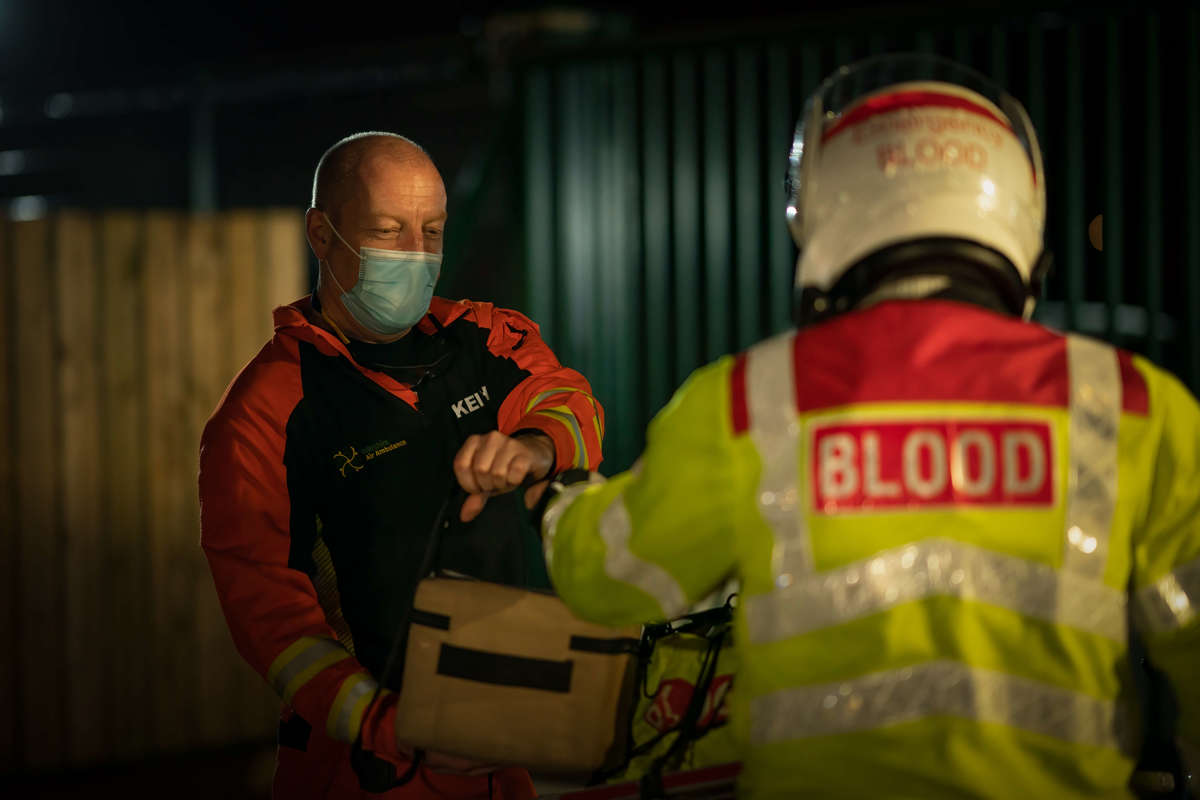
(794, 238), (1042, 327)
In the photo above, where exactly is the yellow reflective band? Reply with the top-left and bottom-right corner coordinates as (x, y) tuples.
(597, 492), (689, 619)
(327, 672), (386, 743)
(750, 660), (1127, 752)
(525, 387), (583, 414)
(746, 333), (812, 587)
(744, 538), (1127, 644)
(532, 406), (587, 468)
(1063, 335), (1119, 580)
(1137, 555), (1200, 634)
(267, 636), (352, 704)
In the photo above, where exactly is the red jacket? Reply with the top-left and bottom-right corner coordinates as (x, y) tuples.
(200, 296), (604, 797)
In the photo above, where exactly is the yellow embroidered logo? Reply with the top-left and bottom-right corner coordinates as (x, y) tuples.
(334, 440), (409, 476)
(333, 448), (364, 477)
(364, 439), (407, 461)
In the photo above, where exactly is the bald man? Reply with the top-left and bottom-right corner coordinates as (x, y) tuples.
(199, 132), (604, 799)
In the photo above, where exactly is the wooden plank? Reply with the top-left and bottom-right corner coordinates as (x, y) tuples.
(56, 211), (109, 766)
(0, 218), (17, 771)
(262, 208), (308, 319)
(143, 211), (197, 754)
(99, 212), (153, 761)
(13, 218), (63, 769)
(187, 212), (254, 748)
(222, 210), (279, 741)
(227, 212), (264, 374)
(250, 208), (310, 742)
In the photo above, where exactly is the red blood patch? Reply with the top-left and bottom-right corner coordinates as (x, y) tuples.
(811, 420), (1055, 513)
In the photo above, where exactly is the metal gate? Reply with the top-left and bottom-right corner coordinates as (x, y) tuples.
(521, 6), (1200, 473)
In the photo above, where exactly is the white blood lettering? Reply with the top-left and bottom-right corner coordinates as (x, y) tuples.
(862, 431), (901, 498)
(902, 429), (948, 498)
(819, 433), (859, 500)
(951, 430), (996, 497)
(814, 420), (1053, 510)
(1002, 431), (1046, 495)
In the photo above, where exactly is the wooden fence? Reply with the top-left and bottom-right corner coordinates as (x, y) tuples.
(0, 210), (309, 773)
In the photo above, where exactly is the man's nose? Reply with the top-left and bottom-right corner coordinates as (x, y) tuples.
(397, 230), (421, 251)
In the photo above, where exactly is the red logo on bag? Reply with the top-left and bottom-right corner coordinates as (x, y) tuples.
(811, 420), (1055, 513)
(643, 674), (733, 733)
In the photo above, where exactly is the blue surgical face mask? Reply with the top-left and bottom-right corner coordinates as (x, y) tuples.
(322, 215), (442, 337)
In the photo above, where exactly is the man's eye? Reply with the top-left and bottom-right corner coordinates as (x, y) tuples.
(372, 228), (400, 235)
(425, 229), (443, 237)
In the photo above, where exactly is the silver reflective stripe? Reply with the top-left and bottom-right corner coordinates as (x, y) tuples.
(269, 637), (349, 701)
(542, 475), (605, 560)
(525, 388), (576, 412)
(746, 333), (811, 587)
(744, 538), (1127, 644)
(534, 407), (587, 468)
(598, 495), (689, 618)
(1136, 555), (1200, 634)
(1064, 335), (1119, 581)
(327, 673), (378, 743)
(750, 660), (1124, 751)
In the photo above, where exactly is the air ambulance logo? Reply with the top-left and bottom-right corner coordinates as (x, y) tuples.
(811, 419), (1055, 512)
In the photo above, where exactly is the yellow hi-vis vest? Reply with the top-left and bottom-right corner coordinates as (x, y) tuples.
(541, 301), (1200, 799)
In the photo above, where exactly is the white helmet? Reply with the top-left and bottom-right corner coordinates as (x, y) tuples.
(786, 53), (1049, 324)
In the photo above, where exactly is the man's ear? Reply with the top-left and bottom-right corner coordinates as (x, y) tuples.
(305, 207), (331, 261)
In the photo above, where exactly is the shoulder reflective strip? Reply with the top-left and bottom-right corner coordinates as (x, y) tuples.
(1136, 555), (1200, 634)
(267, 637), (352, 703)
(743, 537), (1127, 644)
(746, 333), (812, 586)
(525, 387), (582, 414)
(326, 672), (382, 743)
(750, 660), (1125, 752)
(1064, 335), (1119, 581)
(598, 495), (689, 619)
(532, 407), (587, 468)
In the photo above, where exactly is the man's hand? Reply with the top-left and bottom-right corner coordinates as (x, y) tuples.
(453, 431), (555, 522)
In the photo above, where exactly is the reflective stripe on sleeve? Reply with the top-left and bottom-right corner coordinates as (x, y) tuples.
(525, 387), (585, 413)
(750, 660), (1125, 751)
(1063, 335), (1120, 581)
(744, 538), (1127, 644)
(267, 636), (352, 704)
(542, 472), (688, 618)
(597, 494), (690, 619)
(746, 333), (812, 587)
(327, 672), (385, 743)
(1136, 555), (1200, 634)
(526, 388), (603, 449)
(531, 407), (587, 468)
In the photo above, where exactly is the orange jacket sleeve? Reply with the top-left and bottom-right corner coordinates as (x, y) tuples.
(482, 305), (605, 473)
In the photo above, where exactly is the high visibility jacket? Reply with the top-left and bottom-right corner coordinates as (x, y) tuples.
(200, 295), (603, 798)
(543, 299), (1200, 799)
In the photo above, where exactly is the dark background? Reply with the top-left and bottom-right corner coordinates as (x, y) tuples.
(1, 1), (1194, 797)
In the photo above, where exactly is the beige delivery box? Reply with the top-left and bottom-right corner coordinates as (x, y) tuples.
(393, 575), (642, 772)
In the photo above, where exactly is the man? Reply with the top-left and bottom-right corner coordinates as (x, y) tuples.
(540, 55), (1198, 798)
(199, 132), (604, 799)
